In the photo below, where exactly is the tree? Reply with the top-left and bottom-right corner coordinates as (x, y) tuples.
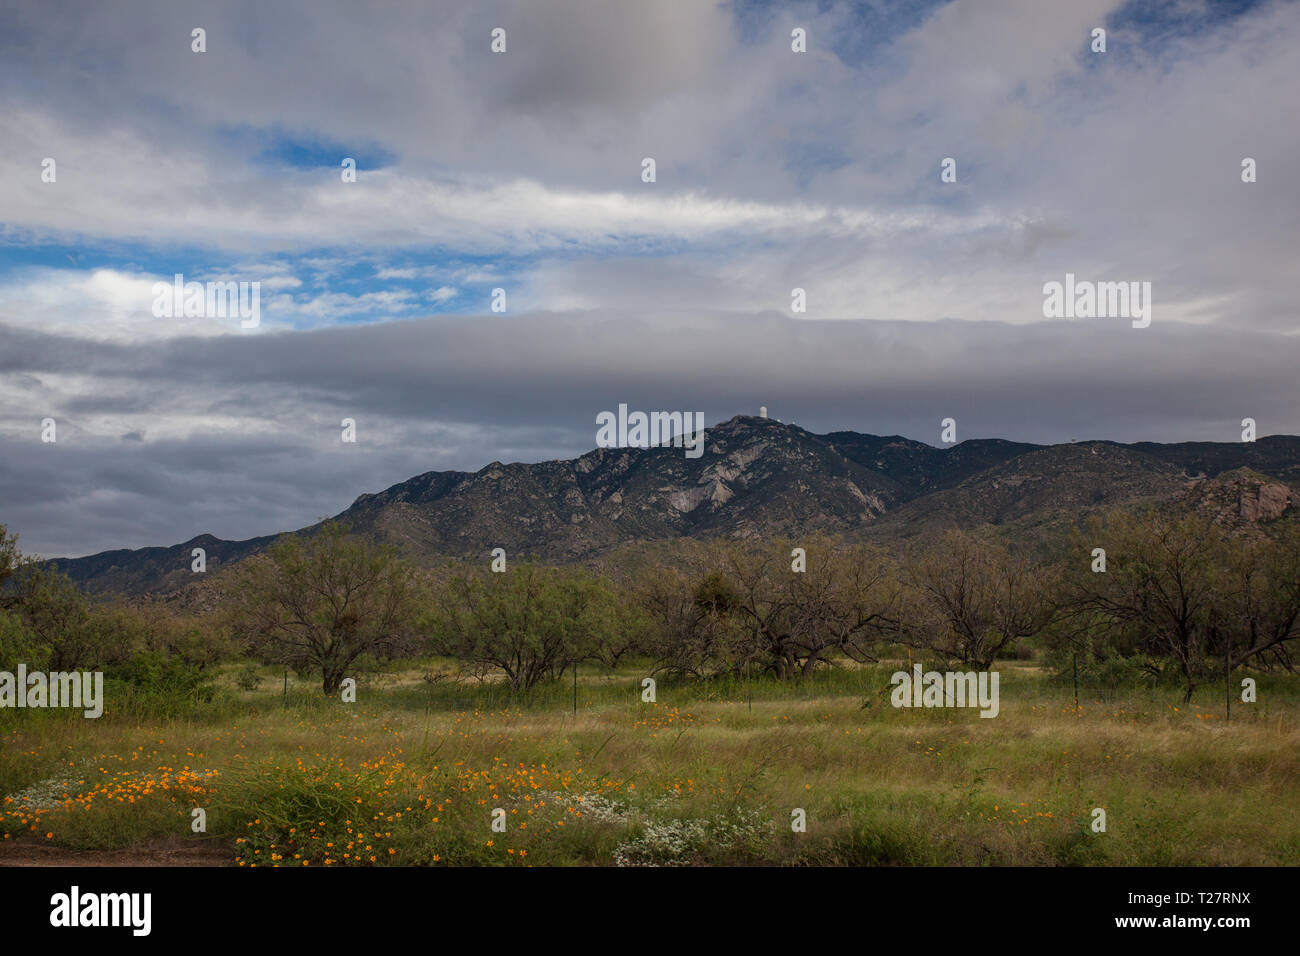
(1066, 510), (1223, 702)
(904, 529), (1052, 669)
(634, 563), (749, 679)
(0, 524), (21, 609)
(229, 522), (418, 693)
(425, 562), (616, 693)
(9, 562), (103, 670)
(780, 539), (902, 675)
(0, 609), (48, 673)
(0, 528), (130, 671)
(1217, 522), (1300, 672)
(92, 601), (225, 671)
(644, 536), (900, 681)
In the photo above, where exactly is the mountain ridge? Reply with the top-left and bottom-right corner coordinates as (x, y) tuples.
(37, 416), (1300, 595)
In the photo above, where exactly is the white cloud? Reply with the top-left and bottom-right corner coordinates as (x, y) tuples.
(0, 267), (243, 340)
(2, 1), (1296, 330)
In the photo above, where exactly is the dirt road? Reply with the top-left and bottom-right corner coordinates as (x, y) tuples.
(0, 840), (231, 867)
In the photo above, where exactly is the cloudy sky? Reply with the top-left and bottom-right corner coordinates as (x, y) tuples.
(1, 0), (1297, 557)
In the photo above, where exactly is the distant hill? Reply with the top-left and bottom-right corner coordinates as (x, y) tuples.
(863, 442), (1187, 540)
(41, 417), (1300, 595)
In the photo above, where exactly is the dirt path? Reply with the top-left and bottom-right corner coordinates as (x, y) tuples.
(0, 840), (231, 867)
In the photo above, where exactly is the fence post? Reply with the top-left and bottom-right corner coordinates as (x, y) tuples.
(572, 660), (577, 716)
(1072, 654), (1079, 711)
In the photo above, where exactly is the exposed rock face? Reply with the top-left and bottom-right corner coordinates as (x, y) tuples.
(1240, 479), (1291, 523)
(1187, 468), (1292, 528)
(45, 419), (1300, 595)
(340, 415), (909, 559)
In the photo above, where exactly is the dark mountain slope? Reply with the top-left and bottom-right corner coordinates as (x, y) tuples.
(1122, 435), (1300, 486)
(821, 432), (1041, 495)
(37, 418), (1300, 596)
(864, 442), (1189, 540)
(339, 416), (909, 559)
(44, 532), (277, 596)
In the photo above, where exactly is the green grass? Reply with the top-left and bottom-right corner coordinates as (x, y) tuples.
(2, 659), (1297, 866)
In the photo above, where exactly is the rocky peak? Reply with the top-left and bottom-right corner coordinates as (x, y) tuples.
(43, 421), (1300, 596)
(1187, 468), (1292, 527)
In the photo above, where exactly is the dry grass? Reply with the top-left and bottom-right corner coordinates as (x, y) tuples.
(2, 663), (1296, 866)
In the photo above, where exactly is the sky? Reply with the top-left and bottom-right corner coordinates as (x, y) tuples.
(1, 0), (1297, 557)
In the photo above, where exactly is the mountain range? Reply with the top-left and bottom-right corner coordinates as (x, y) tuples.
(43, 415), (1300, 595)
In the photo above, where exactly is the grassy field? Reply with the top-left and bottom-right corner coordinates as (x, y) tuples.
(2, 661), (1297, 866)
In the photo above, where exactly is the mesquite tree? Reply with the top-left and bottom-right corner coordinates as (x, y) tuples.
(424, 562), (618, 693)
(230, 522), (418, 694)
(904, 530), (1053, 670)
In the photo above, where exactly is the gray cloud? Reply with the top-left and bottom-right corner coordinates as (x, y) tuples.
(3, 311), (1297, 556)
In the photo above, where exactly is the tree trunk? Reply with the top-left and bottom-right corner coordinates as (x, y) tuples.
(322, 668), (344, 695)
